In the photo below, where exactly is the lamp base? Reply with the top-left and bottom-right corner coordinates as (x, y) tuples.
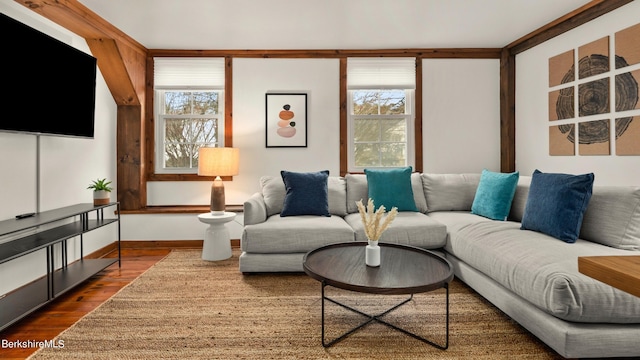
(210, 176), (226, 215)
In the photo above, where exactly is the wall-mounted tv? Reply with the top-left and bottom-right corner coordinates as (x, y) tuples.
(1, 13), (97, 138)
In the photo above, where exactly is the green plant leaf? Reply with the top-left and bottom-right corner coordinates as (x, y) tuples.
(87, 178), (113, 192)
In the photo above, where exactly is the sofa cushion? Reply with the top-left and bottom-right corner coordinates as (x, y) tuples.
(439, 214), (640, 323)
(471, 169), (519, 221)
(365, 167), (418, 211)
(428, 211), (494, 239)
(261, 176), (286, 217)
(344, 212), (447, 248)
(280, 170), (330, 217)
(507, 175), (532, 222)
(260, 175), (347, 217)
(521, 170), (594, 243)
(422, 173), (481, 212)
(579, 186), (640, 250)
(345, 173), (427, 214)
(241, 215), (354, 253)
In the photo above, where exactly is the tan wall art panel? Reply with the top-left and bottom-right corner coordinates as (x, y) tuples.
(549, 22), (640, 157)
(579, 37), (609, 79)
(579, 78), (610, 117)
(616, 116), (640, 155)
(549, 124), (575, 156)
(615, 69), (640, 112)
(549, 87), (574, 121)
(579, 119), (610, 155)
(549, 49), (574, 87)
(615, 23), (640, 69)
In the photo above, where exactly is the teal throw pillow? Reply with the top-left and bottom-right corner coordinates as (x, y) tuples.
(471, 169), (519, 221)
(364, 167), (418, 211)
(520, 169), (594, 243)
(280, 170), (330, 217)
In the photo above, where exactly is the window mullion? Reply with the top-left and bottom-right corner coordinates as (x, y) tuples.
(377, 118), (383, 166)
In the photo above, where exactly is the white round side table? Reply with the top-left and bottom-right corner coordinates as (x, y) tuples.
(197, 212), (236, 261)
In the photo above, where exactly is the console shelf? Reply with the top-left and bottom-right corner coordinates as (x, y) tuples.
(0, 203), (120, 331)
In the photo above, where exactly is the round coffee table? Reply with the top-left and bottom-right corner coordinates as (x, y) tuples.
(303, 241), (454, 348)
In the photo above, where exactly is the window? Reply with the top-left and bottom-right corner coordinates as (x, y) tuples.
(350, 89), (413, 168)
(153, 58), (225, 174)
(155, 90), (223, 172)
(347, 58), (415, 172)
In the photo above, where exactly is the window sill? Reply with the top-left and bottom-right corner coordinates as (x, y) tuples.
(146, 173), (234, 181)
(119, 204), (243, 215)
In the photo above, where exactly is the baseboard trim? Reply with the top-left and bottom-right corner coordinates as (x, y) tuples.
(88, 239), (241, 259)
(120, 240), (204, 249)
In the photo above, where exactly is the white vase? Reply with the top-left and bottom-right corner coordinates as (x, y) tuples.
(365, 239), (380, 267)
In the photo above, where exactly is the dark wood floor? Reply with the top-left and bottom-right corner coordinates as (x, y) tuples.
(0, 248), (172, 360)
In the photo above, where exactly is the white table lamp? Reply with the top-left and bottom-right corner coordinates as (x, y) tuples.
(198, 147), (239, 215)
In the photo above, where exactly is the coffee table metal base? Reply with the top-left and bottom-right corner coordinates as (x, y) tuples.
(320, 281), (449, 349)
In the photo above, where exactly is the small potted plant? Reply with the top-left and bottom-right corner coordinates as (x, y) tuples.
(88, 178), (113, 206)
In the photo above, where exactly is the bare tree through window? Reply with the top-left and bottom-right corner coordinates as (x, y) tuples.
(352, 90), (408, 167)
(160, 91), (220, 170)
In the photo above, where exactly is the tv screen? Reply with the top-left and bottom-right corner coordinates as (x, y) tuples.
(1, 13), (97, 138)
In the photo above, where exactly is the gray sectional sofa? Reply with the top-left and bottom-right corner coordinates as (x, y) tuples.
(240, 172), (640, 358)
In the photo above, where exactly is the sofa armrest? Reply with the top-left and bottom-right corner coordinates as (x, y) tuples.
(243, 192), (268, 225)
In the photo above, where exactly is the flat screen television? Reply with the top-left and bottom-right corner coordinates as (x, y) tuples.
(1, 13), (97, 138)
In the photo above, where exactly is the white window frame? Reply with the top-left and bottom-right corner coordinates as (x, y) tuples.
(153, 57), (225, 174)
(154, 89), (225, 174)
(347, 89), (415, 172)
(346, 57), (416, 173)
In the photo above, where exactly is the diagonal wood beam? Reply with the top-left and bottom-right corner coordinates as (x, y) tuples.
(506, 0), (634, 54)
(86, 38), (140, 106)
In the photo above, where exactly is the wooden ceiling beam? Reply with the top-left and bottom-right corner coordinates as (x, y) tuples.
(148, 48), (503, 59)
(506, 0), (634, 54)
(86, 38), (140, 106)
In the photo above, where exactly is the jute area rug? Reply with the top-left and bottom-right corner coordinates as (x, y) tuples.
(29, 249), (561, 359)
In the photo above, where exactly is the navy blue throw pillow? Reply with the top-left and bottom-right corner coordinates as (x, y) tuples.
(280, 170), (330, 217)
(520, 169), (594, 243)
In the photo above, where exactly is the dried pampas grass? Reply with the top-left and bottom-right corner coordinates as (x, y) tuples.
(356, 198), (398, 241)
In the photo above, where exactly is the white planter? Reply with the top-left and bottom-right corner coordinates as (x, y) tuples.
(93, 190), (111, 206)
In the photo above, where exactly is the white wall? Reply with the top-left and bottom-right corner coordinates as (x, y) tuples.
(423, 59), (501, 173)
(516, 1), (640, 186)
(0, 2), (117, 295)
(232, 58), (342, 195)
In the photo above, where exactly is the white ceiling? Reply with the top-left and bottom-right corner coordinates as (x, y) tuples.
(78, 0), (592, 50)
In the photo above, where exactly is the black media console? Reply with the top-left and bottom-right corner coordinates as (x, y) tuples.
(0, 203), (121, 331)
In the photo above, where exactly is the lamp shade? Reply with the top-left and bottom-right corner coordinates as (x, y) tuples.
(198, 147), (239, 177)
